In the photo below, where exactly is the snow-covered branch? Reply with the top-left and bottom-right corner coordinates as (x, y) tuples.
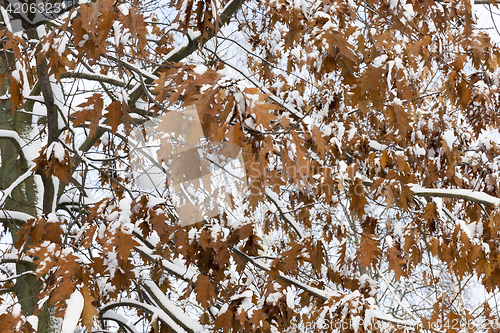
(0, 170), (34, 208)
(100, 299), (190, 333)
(0, 210), (34, 222)
(233, 248), (419, 329)
(265, 188), (306, 239)
(408, 183), (500, 206)
(142, 280), (204, 333)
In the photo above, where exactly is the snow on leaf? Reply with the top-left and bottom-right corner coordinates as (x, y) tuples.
(60, 289), (84, 333)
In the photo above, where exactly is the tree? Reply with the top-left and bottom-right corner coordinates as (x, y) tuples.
(1, 0), (500, 331)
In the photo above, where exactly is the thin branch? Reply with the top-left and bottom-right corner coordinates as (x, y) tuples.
(376, 267), (420, 322)
(60, 72), (128, 87)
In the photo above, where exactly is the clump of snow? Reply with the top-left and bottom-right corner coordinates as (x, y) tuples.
(113, 21), (126, 47)
(442, 129), (456, 149)
(217, 303), (229, 315)
(54, 35), (69, 57)
(104, 252), (123, 278)
(60, 290), (84, 333)
(389, 0), (398, 12)
(47, 213), (59, 223)
(285, 286), (295, 309)
(12, 303), (21, 317)
(26, 315), (38, 329)
(415, 146), (426, 156)
(147, 197), (166, 208)
(11, 70), (21, 82)
(385, 235), (393, 247)
(476, 221), (484, 237)
(401, 0), (415, 21)
(46, 142), (66, 162)
(372, 55), (388, 68)
(118, 3), (130, 15)
(118, 197), (134, 233)
(347, 127), (356, 141)
(193, 64), (208, 75)
(267, 291), (282, 305)
(457, 220), (472, 239)
(78, 34), (89, 47)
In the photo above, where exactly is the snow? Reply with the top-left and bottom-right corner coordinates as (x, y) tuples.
(393, 221), (403, 241)
(113, 21), (131, 47)
(387, 60), (394, 91)
(11, 70), (21, 82)
(78, 34), (89, 47)
(482, 242), (490, 254)
(285, 286), (295, 309)
(347, 127), (356, 141)
(47, 213), (59, 223)
(385, 235), (393, 247)
(359, 274), (378, 297)
(59, 191), (97, 206)
(459, 219), (472, 239)
(135, 246), (196, 280)
(442, 129), (456, 149)
(394, 57), (404, 69)
(193, 64), (208, 75)
(366, 308), (419, 328)
(232, 68), (304, 118)
(238, 296), (254, 317)
(369, 140), (388, 151)
(118, 3), (130, 15)
(476, 221), (484, 237)
(60, 290), (84, 333)
(217, 303), (229, 316)
(0, 130), (31, 162)
(0, 7), (13, 33)
(104, 252), (123, 278)
(389, 0), (398, 12)
(161, 30), (201, 63)
(118, 197), (134, 233)
(54, 35), (69, 57)
(401, 0), (415, 21)
(12, 303), (21, 317)
(267, 291), (282, 305)
(238, 247), (418, 327)
(26, 316), (38, 329)
(414, 146), (426, 156)
(372, 55), (388, 68)
(51, 176), (60, 214)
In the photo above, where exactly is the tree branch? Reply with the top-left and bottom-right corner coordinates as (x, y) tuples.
(408, 183), (500, 206)
(127, 0), (248, 104)
(60, 71), (128, 87)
